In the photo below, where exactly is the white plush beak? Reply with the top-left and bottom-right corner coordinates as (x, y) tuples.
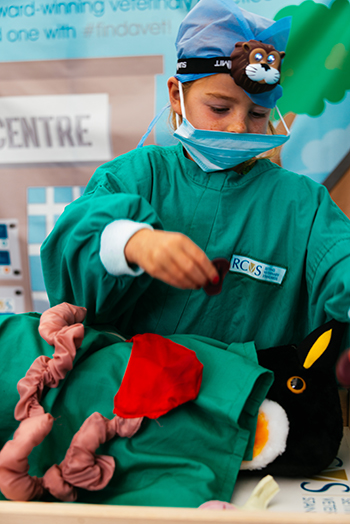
(240, 398), (289, 471)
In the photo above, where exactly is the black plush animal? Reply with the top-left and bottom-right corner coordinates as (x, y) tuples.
(241, 319), (346, 477)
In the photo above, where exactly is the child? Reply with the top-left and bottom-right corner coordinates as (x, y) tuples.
(1, 0), (349, 506)
(40, 0), (350, 351)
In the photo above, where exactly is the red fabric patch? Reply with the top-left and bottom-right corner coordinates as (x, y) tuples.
(113, 333), (203, 419)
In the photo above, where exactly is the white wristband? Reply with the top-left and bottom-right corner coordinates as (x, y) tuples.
(100, 219), (153, 277)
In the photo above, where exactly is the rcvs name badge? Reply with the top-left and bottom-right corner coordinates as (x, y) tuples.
(230, 255), (286, 285)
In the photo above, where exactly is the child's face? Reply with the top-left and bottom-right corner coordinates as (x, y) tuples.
(170, 74), (271, 135)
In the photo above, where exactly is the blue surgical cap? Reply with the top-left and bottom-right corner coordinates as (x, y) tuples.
(175, 0), (291, 108)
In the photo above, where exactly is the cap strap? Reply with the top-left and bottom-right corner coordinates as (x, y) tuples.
(136, 102), (170, 148)
(177, 57), (232, 75)
(178, 81), (186, 122)
(275, 106), (291, 136)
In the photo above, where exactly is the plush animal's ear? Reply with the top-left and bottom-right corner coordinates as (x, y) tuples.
(297, 319), (346, 371)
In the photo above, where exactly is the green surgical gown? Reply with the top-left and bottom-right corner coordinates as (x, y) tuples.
(41, 144), (350, 349)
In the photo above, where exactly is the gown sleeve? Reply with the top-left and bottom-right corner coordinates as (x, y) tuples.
(40, 165), (163, 327)
(306, 184), (350, 348)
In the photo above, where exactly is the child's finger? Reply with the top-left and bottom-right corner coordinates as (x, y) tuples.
(156, 263), (201, 289)
(145, 248), (200, 288)
(182, 242), (219, 284)
(163, 253), (207, 288)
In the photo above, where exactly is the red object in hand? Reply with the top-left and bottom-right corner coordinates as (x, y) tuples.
(204, 258), (230, 296)
(336, 349), (350, 388)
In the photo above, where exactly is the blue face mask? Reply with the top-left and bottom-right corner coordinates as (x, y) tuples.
(173, 82), (290, 173)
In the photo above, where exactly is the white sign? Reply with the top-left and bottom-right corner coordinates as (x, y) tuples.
(0, 94), (112, 164)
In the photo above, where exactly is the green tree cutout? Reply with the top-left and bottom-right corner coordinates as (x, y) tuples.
(275, 0), (350, 117)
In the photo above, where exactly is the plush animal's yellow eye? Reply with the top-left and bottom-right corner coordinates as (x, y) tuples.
(287, 376), (306, 394)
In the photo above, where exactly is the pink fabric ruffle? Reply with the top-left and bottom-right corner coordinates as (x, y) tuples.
(16, 303), (86, 421)
(41, 412), (139, 502)
(0, 302), (143, 502)
(0, 414), (53, 501)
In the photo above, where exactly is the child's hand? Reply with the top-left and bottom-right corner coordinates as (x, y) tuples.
(124, 229), (219, 289)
